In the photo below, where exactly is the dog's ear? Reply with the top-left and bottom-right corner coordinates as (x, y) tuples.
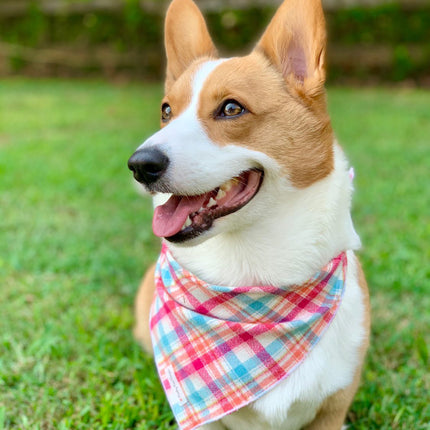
(164, 0), (218, 91)
(255, 0), (327, 97)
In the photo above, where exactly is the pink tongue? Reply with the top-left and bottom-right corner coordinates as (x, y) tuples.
(152, 194), (207, 237)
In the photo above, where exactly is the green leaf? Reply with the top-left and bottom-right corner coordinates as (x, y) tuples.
(416, 334), (429, 366)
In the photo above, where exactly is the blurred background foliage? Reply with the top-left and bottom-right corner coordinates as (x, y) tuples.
(0, 0), (430, 84)
(0, 0), (430, 85)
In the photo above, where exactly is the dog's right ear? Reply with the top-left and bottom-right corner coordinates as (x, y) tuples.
(255, 0), (327, 99)
(164, 0), (218, 91)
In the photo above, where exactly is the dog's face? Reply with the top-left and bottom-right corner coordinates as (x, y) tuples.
(128, 0), (334, 245)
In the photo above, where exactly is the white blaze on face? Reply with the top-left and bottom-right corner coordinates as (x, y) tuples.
(140, 59), (274, 196)
(135, 59), (278, 240)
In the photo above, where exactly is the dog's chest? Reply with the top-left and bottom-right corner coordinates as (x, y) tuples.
(209, 253), (367, 430)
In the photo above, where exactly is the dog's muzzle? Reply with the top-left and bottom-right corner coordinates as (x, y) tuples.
(128, 148), (169, 185)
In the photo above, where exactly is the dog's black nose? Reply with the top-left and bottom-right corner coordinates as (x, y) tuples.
(127, 148), (169, 185)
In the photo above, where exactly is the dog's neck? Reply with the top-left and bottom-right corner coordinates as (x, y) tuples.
(167, 145), (360, 288)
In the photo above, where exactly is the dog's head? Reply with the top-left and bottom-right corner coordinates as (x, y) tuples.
(128, 0), (334, 245)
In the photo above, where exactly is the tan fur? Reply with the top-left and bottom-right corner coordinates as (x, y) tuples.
(303, 258), (370, 430)
(162, 0), (333, 188)
(133, 263), (156, 354)
(197, 52), (333, 188)
(256, 0), (327, 100)
(164, 0), (217, 93)
(161, 58), (213, 128)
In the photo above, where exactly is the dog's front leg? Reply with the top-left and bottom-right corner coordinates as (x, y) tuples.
(302, 372), (361, 430)
(134, 263), (157, 354)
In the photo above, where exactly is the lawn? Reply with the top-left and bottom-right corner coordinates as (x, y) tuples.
(0, 79), (429, 430)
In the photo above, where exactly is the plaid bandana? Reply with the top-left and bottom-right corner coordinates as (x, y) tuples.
(150, 244), (347, 430)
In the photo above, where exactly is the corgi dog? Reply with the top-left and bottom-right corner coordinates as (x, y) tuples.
(128, 0), (370, 429)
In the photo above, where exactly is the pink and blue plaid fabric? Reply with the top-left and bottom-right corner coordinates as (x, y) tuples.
(150, 244), (347, 430)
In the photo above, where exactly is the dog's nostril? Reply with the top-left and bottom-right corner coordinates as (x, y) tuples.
(127, 148), (169, 185)
(145, 161), (165, 174)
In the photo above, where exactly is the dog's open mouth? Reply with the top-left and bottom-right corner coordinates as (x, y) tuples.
(152, 169), (264, 242)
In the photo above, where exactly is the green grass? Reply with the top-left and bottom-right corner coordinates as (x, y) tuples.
(0, 80), (429, 429)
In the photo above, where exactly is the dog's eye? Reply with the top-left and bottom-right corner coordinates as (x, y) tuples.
(161, 103), (172, 122)
(218, 100), (245, 118)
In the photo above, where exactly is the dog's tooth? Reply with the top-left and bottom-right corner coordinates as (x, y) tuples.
(181, 216), (192, 230)
(216, 189), (226, 200)
(207, 197), (217, 208)
(220, 179), (233, 192)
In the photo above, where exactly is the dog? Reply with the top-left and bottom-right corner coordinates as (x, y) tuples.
(128, 0), (370, 429)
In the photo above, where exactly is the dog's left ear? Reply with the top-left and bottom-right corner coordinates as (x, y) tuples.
(164, 0), (218, 91)
(255, 0), (327, 98)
